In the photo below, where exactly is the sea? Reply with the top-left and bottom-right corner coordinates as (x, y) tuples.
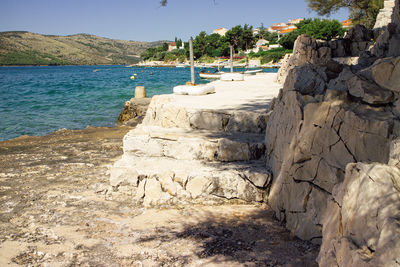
(0, 65), (278, 141)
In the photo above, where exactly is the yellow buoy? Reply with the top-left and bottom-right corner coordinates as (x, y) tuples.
(130, 75), (135, 80)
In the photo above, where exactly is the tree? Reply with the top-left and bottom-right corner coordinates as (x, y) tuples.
(297, 18), (345, 40)
(279, 31), (300, 49)
(225, 25), (243, 52)
(193, 31), (208, 58)
(306, 0), (384, 29)
(241, 24), (256, 51)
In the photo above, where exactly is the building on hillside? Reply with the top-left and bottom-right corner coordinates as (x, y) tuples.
(246, 39), (270, 53)
(168, 42), (183, 51)
(341, 19), (353, 29)
(256, 39), (269, 47)
(280, 27), (297, 35)
(272, 22), (288, 27)
(288, 18), (304, 25)
(213, 28), (228, 36)
(268, 25), (287, 33)
(269, 44), (282, 49)
(168, 42), (177, 51)
(253, 28), (260, 36)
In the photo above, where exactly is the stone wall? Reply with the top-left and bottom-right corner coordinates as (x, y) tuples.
(266, 3), (400, 265)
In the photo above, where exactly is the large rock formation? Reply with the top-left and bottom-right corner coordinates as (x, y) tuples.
(267, 1), (400, 265)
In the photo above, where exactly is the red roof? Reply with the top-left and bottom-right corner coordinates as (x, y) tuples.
(341, 19), (353, 27)
(270, 26), (287, 31)
(170, 42), (176, 46)
(280, 27), (297, 34)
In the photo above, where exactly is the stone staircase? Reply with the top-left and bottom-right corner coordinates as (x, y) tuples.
(109, 75), (280, 206)
(374, 0), (400, 28)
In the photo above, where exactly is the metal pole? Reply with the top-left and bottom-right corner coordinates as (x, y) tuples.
(189, 38), (195, 84)
(230, 45), (233, 73)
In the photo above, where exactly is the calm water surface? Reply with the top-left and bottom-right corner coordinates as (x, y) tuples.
(0, 65), (277, 141)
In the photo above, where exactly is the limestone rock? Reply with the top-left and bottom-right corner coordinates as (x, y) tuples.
(339, 108), (393, 163)
(327, 66), (354, 92)
(318, 163), (400, 266)
(284, 65), (327, 96)
(347, 75), (394, 104)
(329, 39), (350, 58)
(217, 138), (250, 162)
(157, 171), (178, 196)
(276, 35), (331, 84)
(369, 56), (400, 93)
(117, 97), (151, 125)
(345, 24), (373, 42)
(372, 23), (400, 58)
(242, 169), (271, 188)
(143, 178), (163, 206)
(186, 176), (213, 199)
(109, 167), (139, 187)
(392, 99), (400, 118)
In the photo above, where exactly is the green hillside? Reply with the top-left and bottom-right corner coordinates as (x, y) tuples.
(0, 31), (167, 65)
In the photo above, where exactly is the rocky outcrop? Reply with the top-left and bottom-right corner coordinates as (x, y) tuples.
(266, 1), (400, 265)
(317, 162), (400, 266)
(117, 97), (151, 126)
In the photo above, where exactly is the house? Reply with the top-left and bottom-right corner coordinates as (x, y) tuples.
(269, 44), (282, 49)
(253, 28), (260, 36)
(341, 19), (353, 29)
(288, 18), (304, 25)
(256, 39), (269, 47)
(245, 39), (270, 53)
(213, 28), (228, 36)
(268, 25), (287, 33)
(280, 27), (297, 35)
(168, 42), (177, 51)
(168, 42), (184, 51)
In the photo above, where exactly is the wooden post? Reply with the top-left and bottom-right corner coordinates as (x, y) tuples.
(189, 38), (195, 84)
(230, 45), (233, 73)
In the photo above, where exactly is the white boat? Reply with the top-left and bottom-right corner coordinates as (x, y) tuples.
(199, 72), (223, 79)
(176, 64), (186, 68)
(173, 84), (215, 95)
(244, 69), (263, 75)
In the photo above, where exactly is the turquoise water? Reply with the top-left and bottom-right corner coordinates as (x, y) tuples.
(0, 65), (278, 141)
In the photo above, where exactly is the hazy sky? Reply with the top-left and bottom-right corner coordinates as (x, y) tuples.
(0, 0), (349, 42)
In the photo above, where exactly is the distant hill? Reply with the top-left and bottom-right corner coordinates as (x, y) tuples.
(0, 31), (169, 65)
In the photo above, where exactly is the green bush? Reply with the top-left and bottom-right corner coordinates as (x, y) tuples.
(198, 55), (214, 63)
(297, 18), (345, 40)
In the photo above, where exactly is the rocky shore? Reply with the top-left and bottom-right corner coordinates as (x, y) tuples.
(0, 82), (319, 265)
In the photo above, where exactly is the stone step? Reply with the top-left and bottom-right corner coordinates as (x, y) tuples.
(123, 125), (266, 162)
(142, 95), (270, 134)
(109, 155), (271, 205)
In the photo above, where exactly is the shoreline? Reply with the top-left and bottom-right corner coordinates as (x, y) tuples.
(0, 73), (320, 266)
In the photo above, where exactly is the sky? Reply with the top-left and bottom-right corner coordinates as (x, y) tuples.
(0, 0), (349, 42)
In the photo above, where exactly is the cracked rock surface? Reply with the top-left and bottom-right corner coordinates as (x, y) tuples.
(267, 2), (400, 265)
